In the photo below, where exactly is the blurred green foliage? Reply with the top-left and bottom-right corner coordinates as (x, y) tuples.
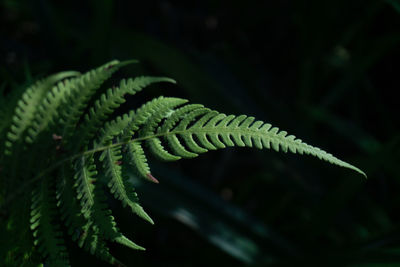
(1, 0), (399, 266)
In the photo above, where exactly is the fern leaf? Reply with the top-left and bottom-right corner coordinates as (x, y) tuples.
(147, 137), (181, 161)
(74, 155), (97, 219)
(95, 111), (135, 149)
(2, 60), (367, 266)
(81, 76), (175, 143)
(23, 78), (79, 144)
(134, 100), (366, 177)
(24, 60), (135, 147)
(100, 147), (154, 224)
(95, 112), (153, 223)
(30, 179), (70, 266)
(56, 165), (88, 241)
(127, 141), (158, 183)
(92, 187), (145, 250)
(61, 60), (136, 135)
(121, 96), (188, 141)
(80, 224), (125, 266)
(74, 155), (145, 251)
(4, 71), (79, 154)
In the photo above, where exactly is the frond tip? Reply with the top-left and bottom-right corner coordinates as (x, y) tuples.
(130, 99), (366, 178)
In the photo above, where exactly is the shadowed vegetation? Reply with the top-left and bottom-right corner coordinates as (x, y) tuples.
(0, 0), (399, 266)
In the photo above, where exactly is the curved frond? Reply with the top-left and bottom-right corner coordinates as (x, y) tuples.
(4, 71), (79, 154)
(79, 76), (175, 147)
(95, 111), (153, 223)
(61, 60), (137, 137)
(132, 100), (366, 177)
(24, 60), (135, 147)
(100, 147), (154, 223)
(73, 155), (144, 251)
(1, 59), (366, 266)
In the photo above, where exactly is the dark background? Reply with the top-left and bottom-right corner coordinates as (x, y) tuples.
(1, 0), (400, 266)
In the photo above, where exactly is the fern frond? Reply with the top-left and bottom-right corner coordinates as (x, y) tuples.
(127, 141), (157, 182)
(100, 147), (153, 223)
(74, 155), (97, 219)
(91, 184), (145, 251)
(73, 155), (144, 251)
(4, 71), (79, 154)
(148, 103), (206, 161)
(23, 78), (79, 144)
(112, 96), (189, 183)
(78, 223), (124, 266)
(56, 165), (87, 241)
(24, 60), (135, 147)
(2, 60), (366, 266)
(61, 60), (137, 138)
(30, 178), (70, 266)
(132, 100), (366, 177)
(95, 111), (135, 149)
(121, 96), (188, 141)
(80, 76), (176, 143)
(94, 111), (153, 223)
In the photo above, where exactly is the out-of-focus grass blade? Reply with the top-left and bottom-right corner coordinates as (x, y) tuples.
(386, 0), (400, 13)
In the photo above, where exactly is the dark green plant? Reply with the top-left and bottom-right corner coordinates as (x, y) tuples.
(0, 60), (365, 266)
